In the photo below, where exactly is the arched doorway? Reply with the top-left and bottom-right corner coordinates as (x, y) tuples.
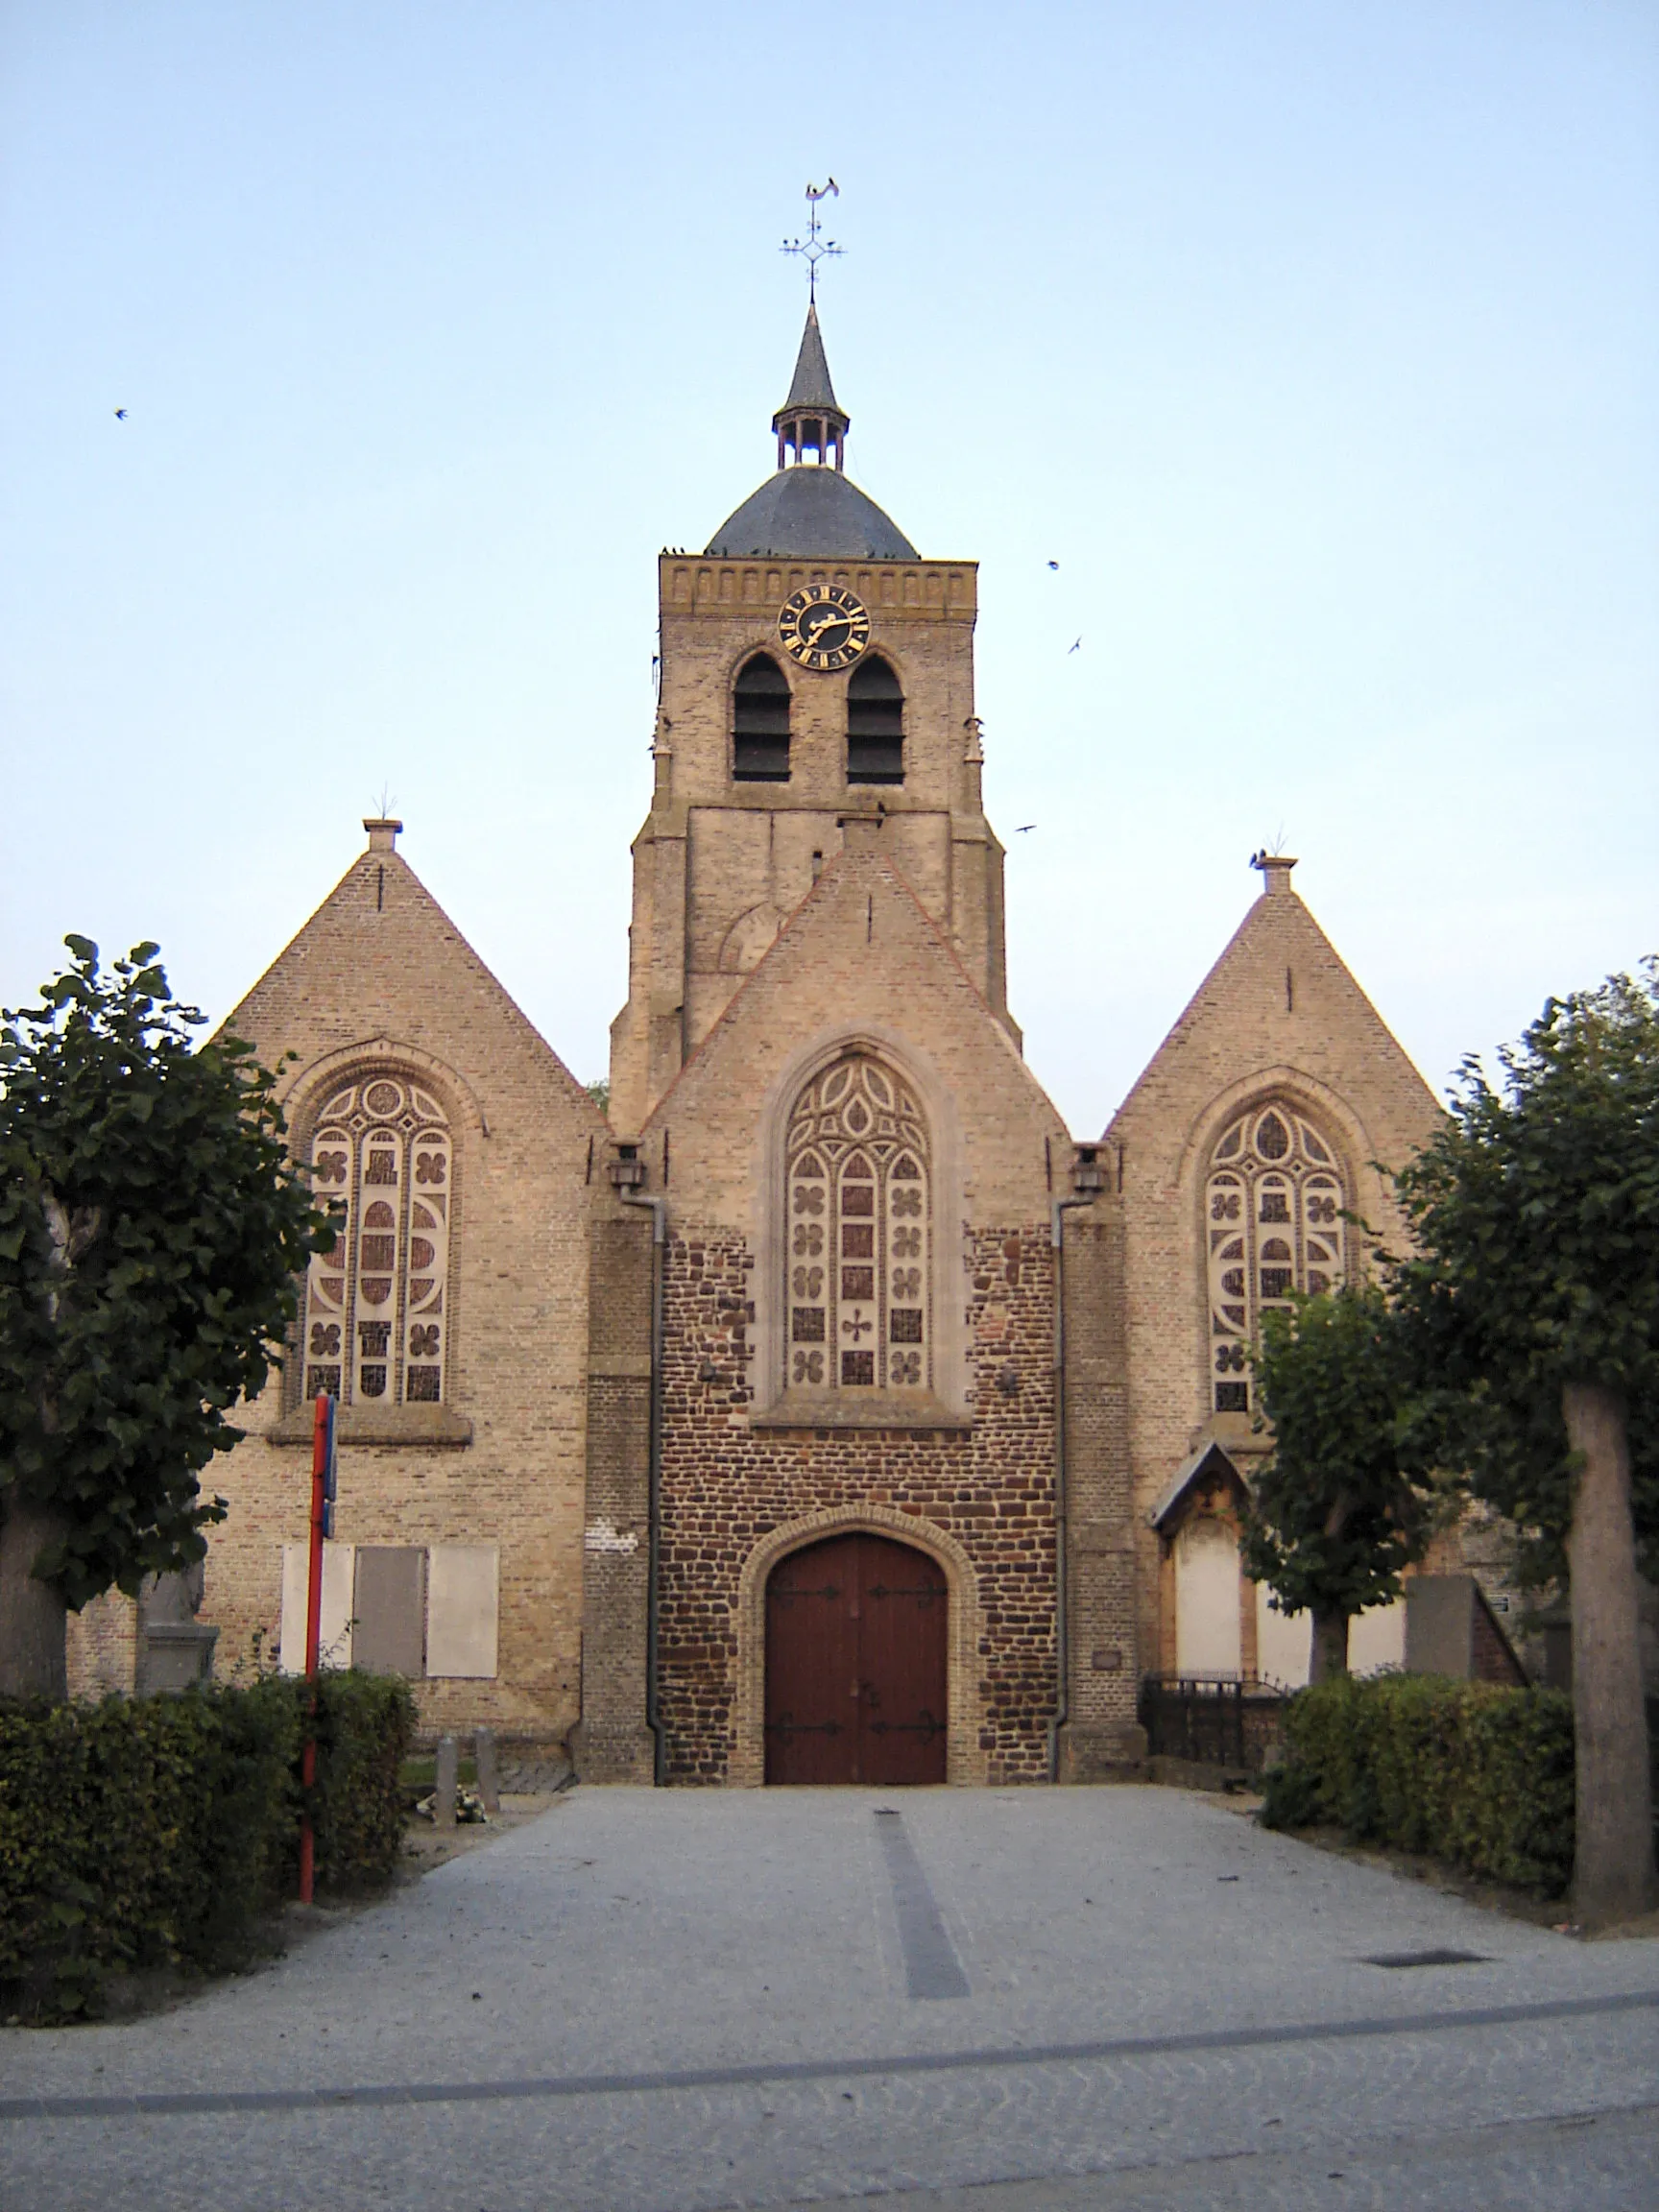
(764, 1531), (948, 1785)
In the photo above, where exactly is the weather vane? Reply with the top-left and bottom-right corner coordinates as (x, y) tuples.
(781, 180), (842, 301)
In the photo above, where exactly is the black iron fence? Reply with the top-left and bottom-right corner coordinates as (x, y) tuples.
(1138, 1673), (1291, 1774)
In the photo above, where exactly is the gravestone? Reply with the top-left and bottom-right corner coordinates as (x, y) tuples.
(135, 1565), (219, 1694)
(434, 1735), (459, 1829)
(474, 1727), (500, 1815)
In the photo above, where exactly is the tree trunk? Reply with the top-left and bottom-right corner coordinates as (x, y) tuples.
(1564, 1382), (1656, 1925)
(1309, 1607), (1350, 1683)
(0, 1494), (70, 1700)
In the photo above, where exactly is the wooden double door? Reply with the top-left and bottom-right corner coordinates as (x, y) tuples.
(764, 1531), (949, 1785)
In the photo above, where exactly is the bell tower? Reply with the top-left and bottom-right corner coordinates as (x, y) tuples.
(607, 300), (1016, 1137)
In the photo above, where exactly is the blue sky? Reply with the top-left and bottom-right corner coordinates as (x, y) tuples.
(3, 1), (1654, 1133)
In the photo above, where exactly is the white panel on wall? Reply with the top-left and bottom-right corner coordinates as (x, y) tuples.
(1255, 1583), (1310, 1688)
(1174, 1520), (1241, 1677)
(425, 1545), (499, 1678)
(1350, 1597), (1407, 1675)
(278, 1542), (356, 1672)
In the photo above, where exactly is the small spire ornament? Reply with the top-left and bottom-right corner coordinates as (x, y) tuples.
(781, 180), (842, 301)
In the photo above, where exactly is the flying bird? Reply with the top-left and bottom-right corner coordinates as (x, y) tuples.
(1068, 637), (1081, 653)
(113, 408), (128, 420)
(1016, 824), (1037, 833)
(1046, 560), (1059, 570)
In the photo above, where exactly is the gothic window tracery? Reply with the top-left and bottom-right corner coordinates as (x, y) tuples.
(303, 1076), (452, 1407)
(785, 1056), (930, 1394)
(1205, 1104), (1346, 1415)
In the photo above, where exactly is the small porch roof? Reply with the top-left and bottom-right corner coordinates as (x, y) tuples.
(1147, 1438), (1247, 1535)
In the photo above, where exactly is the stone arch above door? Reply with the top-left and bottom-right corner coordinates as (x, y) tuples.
(731, 1505), (985, 1787)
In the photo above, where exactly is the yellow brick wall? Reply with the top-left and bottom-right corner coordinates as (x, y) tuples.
(610, 557), (1014, 1134)
(1102, 862), (1444, 1673)
(197, 827), (608, 1750)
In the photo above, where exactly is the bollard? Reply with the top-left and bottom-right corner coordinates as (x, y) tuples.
(434, 1735), (459, 1829)
(474, 1727), (500, 1815)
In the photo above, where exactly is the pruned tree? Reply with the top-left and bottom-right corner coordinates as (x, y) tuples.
(1386, 962), (1659, 1923)
(1241, 1282), (1435, 1683)
(0, 939), (329, 1698)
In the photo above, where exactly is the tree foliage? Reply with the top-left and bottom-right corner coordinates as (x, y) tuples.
(1241, 1282), (1435, 1672)
(0, 937), (330, 1608)
(1383, 962), (1659, 1583)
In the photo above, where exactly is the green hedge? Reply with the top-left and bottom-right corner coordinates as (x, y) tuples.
(279, 1670), (417, 1895)
(1260, 1673), (1575, 1897)
(0, 1671), (415, 2020)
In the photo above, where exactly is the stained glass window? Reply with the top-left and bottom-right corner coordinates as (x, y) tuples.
(1205, 1105), (1347, 1416)
(302, 1077), (451, 1407)
(785, 1055), (930, 1394)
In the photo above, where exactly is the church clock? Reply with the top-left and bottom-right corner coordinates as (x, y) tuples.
(777, 583), (871, 672)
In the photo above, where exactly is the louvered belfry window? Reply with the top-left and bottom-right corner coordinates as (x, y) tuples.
(785, 1055), (929, 1395)
(304, 1077), (451, 1407)
(1205, 1105), (1346, 1415)
(846, 655), (904, 785)
(733, 653), (792, 781)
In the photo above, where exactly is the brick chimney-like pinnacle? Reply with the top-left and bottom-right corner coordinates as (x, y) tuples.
(364, 818), (402, 853)
(1251, 850), (1298, 896)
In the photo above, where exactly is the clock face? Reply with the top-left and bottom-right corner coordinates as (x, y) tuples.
(777, 583), (871, 671)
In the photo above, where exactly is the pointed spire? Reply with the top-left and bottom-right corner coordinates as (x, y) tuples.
(772, 301), (850, 471)
(781, 301), (840, 413)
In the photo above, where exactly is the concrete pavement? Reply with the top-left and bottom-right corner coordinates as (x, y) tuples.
(3, 1784), (1656, 2208)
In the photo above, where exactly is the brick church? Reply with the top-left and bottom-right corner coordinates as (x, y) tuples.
(72, 301), (1450, 1782)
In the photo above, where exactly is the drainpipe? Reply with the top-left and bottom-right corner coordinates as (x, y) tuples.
(613, 1160), (667, 1787)
(1047, 1146), (1108, 1783)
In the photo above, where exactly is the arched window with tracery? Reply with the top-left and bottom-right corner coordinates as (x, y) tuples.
(1205, 1103), (1346, 1415)
(785, 1056), (929, 1395)
(303, 1075), (452, 1407)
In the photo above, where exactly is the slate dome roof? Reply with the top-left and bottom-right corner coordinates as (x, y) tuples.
(705, 468), (919, 562)
(704, 301), (920, 561)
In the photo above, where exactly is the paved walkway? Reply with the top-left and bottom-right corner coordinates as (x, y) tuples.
(5, 1785), (1657, 2209)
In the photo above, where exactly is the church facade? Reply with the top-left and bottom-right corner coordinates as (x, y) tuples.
(72, 303), (1451, 1781)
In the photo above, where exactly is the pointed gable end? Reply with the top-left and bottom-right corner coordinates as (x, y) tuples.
(221, 819), (602, 1134)
(643, 828), (1067, 1229)
(1106, 855), (1440, 1194)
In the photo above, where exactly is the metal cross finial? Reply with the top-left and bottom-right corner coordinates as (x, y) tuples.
(781, 179), (842, 301)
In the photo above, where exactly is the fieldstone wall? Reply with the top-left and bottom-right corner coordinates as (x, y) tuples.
(655, 1222), (1058, 1785)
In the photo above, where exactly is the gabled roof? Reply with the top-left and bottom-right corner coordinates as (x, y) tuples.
(639, 830), (1064, 1171)
(1103, 863), (1439, 1154)
(1148, 1439), (1247, 1533)
(218, 824), (604, 1129)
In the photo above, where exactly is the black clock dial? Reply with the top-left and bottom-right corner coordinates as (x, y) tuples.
(777, 583), (872, 672)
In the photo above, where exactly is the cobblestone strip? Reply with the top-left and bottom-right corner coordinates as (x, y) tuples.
(877, 1808), (972, 2000)
(4, 1986), (1654, 2128)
